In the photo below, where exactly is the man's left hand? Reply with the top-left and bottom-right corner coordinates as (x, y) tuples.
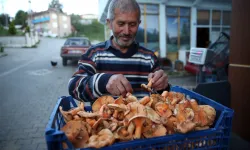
(148, 69), (168, 91)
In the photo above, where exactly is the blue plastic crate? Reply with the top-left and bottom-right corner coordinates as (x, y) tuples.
(45, 86), (234, 150)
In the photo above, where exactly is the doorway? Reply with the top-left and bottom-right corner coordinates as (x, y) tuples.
(197, 28), (210, 48)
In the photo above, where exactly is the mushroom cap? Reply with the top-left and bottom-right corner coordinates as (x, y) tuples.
(199, 105), (216, 126)
(139, 96), (151, 105)
(125, 102), (147, 122)
(92, 95), (115, 112)
(125, 93), (138, 103)
(128, 115), (148, 124)
(107, 104), (127, 112)
(61, 120), (89, 148)
(175, 120), (196, 134)
(150, 94), (165, 109)
(77, 111), (100, 118)
(115, 126), (132, 141)
(184, 108), (195, 121)
(114, 96), (125, 104)
(144, 106), (161, 124)
(86, 129), (115, 149)
(142, 124), (167, 138)
(59, 106), (73, 123)
(155, 102), (172, 118)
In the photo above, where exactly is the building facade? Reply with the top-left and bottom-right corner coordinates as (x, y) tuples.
(98, 0), (232, 62)
(29, 8), (71, 37)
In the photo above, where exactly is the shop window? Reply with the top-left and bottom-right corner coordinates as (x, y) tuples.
(136, 4), (159, 51)
(166, 7), (190, 52)
(167, 17), (178, 52)
(212, 10), (221, 25)
(197, 10), (210, 25)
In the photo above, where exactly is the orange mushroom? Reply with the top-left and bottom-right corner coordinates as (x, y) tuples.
(155, 102), (172, 118)
(107, 103), (127, 120)
(128, 115), (149, 139)
(61, 120), (89, 148)
(59, 106), (73, 123)
(92, 95), (115, 112)
(142, 123), (167, 138)
(85, 129), (115, 149)
(125, 92), (138, 103)
(144, 106), (161, 124)
(139, 96), (151, 105)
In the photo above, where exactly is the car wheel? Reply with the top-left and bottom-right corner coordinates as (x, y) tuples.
(62, 58), (67, 66)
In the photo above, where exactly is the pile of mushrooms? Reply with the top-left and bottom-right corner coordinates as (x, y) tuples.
(59, 83), (216, 149)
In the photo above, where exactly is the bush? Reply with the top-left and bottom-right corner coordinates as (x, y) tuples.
(8, 21), (17, 35)
(25, 26), (30, 33)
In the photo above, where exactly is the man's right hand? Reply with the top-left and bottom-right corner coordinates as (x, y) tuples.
(106, 74), (133, 97)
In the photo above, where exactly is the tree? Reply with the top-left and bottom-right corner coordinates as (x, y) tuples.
(14, 10), (28, 28)
(49, 0), (63, 12)
(8, 21), (17, 35)
(0, 14), (10, 26)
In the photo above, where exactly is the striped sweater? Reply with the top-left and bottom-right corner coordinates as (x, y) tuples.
(68, 37), (162, 103)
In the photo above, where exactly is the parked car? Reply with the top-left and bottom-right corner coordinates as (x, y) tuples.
(60, 37), (91, 66)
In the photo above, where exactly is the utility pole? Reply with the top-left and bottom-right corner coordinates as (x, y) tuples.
(28, 0), (32, 29)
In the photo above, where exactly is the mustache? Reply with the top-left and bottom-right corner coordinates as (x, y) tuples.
(119, 34), (132, 38)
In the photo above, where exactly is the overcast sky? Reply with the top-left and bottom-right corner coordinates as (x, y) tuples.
(0, 0), (99, 17)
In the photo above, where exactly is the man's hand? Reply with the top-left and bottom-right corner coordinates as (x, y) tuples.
(106, 74), (133, 97)
(148, 69), (169, 91)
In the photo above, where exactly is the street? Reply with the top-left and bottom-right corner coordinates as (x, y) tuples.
(0, 38), (78, 150)
(0, 38), (197, 150)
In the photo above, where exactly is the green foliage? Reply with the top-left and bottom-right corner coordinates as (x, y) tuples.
(70, 16), (104, 41)
(0, 25), (8, 35)
(25, 26), (30, 33)
(49, 0), (63, 12)
(8, 21), (17, 35)
(15, 10), (28, 28)
(0, 14), (10, 26)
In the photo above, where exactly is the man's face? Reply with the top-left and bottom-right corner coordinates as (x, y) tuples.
(107, 8), (141, 49)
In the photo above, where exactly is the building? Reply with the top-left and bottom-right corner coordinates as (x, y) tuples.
(28, 8), (72, 37)
(98, 0), (232, 62)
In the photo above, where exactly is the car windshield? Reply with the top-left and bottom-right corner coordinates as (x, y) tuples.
(64, 39), (90, 46)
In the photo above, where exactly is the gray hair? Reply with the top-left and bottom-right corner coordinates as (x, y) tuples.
(107, 0), (141, 21)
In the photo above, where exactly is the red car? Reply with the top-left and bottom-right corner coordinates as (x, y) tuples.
(60, 37), (91, 66)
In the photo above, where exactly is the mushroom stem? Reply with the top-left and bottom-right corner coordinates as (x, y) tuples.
(131, 117), (147, 139)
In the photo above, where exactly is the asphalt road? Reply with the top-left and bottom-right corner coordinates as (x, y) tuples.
(0, 38), (78, 150)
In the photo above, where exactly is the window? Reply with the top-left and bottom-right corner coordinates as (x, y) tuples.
(197, 10), (231, 43)
(136, 4), (159, 51)
(63, 16), (67, 21)
(52, 14), (57, 19)
(166, 7), (190, 52)
(212, 10), (221, 25)
(53, 22), (58, 28)
(197, 10), (210, 25)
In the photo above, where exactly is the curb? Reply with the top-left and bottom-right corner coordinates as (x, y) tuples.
(0, 53), (8, 58)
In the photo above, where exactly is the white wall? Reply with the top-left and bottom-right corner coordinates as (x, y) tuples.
(159, 4), (167, 58)
(191, 7), (197, 48)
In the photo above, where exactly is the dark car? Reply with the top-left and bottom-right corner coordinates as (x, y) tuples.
(60, 37), (91, 66)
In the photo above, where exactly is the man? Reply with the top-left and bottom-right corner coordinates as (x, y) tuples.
(68, 0), (170, 102)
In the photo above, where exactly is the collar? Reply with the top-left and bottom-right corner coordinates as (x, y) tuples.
(105, 36), (139, 50)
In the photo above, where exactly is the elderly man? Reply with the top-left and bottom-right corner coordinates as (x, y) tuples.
(68, 0), (170, 102)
